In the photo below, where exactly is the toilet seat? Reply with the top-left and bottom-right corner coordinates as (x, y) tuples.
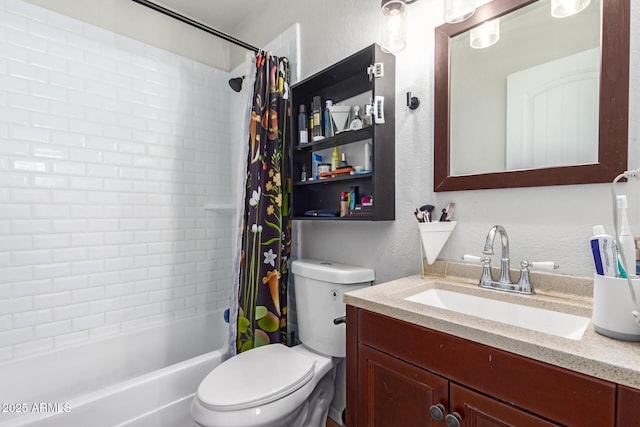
(197, 344), (316, 411)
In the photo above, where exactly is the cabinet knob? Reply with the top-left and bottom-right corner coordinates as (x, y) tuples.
(429, 404), (446, 421)
(445, 412), (462, 427)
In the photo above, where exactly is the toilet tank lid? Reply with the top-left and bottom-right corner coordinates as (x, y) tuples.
(292, 259), (375, 284)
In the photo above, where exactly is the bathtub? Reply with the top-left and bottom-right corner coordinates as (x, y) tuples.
(0, 310), (227, 427)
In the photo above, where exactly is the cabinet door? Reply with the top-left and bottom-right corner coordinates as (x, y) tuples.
(449, 383), (559, 427)
(617, 385), (640, 426)
(358, 344), (448, 427)
(357, 309), (616, 426)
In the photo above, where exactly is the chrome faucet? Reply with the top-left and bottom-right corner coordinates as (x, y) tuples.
(483, 225), (511, 285)
(461, 225), (559, 295)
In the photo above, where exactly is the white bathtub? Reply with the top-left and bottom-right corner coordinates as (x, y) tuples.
(0, 310), (227, 427)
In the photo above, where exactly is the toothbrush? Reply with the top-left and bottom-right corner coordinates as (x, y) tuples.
(617, 195), (636, 277)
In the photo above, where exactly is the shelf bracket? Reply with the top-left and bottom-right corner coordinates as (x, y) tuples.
(373, 96), (385, 124)
(367, 63), (384, 81)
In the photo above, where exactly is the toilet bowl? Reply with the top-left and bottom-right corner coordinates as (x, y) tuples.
(191, 344), (336, 427)
(191, 259), (374, 427)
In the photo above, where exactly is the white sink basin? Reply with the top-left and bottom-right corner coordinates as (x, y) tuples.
(405, 288), (590, 340)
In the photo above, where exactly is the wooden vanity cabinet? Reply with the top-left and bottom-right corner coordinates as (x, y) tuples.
(346, 306), (617, 427)
(357, 343), (556, 426)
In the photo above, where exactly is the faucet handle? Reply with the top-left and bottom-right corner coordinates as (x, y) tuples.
(462, 255), (493, 285)
(517, 260), (534, 294)
(529, 261), (559, 271)
(516, 260), (558, 294)
(461, 254), (491, 264)
(462, 254), (481, 263)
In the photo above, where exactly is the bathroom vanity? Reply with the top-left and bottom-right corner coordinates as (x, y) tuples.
(344, 271), (640, 426)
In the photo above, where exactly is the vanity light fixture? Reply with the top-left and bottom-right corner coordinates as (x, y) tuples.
(551, 0), (591, 18)
(470, 18), (500, 49)
(381, 0), (411, 53)
(443, 0), (476, 24)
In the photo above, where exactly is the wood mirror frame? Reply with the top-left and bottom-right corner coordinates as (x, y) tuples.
(434, 0), (630, 192)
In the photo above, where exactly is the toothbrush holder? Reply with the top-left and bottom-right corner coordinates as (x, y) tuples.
(592, 274), (640, 341)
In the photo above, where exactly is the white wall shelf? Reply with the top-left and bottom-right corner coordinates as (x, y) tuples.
(203, 203), (236, 213)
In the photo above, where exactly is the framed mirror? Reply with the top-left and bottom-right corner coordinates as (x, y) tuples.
(434, 0), (630, 191)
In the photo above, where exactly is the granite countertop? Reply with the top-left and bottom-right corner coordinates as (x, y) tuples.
(344, 265), (640, 389)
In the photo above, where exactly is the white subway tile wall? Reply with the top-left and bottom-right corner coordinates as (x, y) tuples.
(0, 0), (235, 361)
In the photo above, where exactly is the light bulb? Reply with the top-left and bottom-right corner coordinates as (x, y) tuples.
(381, 0), (407, 53)
(444, 0), (475, 24)
(470, 18), (500, 49)
(551, 0), (591, 18)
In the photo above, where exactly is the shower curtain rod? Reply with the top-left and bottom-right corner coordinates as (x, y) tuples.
(130, 0), (260, 53)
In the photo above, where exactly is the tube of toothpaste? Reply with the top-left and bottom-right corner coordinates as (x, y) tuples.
(591, 225), (615, 276)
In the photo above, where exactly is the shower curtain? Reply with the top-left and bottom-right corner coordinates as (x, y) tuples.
(231, 52), (292, 355)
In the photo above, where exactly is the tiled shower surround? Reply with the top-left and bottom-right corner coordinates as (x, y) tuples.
(0, 0), (235, 361)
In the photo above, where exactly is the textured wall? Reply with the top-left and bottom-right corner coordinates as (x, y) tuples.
(237, 0), (640, 283)
(0, 0), (235, 361)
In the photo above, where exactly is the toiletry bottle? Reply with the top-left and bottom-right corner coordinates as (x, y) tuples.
(349, 186), (358, 210)
(308, 104), (313, 142)
(301, 163), (307, 182)
(364, 142), (372, 171)
(331, 147), (340, 171)
(298, 105), (308, 144)
(312, 153), (322, 180)
(617, 195), (636, 276)
(350, 105), (363, 130)
(363, 101), (373, 127)
(591, 225), (615, 276)
(312, 96), (323, 141)
(323, 100), (334, 138)
(340, 192), (349, 217)
(340, 152), (347, 167)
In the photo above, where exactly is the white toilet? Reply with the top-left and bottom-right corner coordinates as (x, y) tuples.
(191, 259), (374, 427)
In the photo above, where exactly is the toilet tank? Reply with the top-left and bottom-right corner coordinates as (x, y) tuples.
(292, 259), (374, 357)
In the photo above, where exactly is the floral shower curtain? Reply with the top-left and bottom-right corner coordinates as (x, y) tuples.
(234, 52), (291, 354)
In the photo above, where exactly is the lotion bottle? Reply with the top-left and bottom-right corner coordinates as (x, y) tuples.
(617, 195), (636, 276)
(331, 147), (340, 171)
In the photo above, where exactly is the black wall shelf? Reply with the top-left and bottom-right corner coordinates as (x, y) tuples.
(290, 44), (395, 221)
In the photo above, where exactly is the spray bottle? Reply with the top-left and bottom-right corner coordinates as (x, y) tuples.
(323, 100), (334, 138)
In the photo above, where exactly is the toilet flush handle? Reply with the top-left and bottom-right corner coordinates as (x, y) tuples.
(333, 316), (346, 325)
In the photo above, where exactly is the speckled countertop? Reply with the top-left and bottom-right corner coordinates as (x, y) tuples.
(344, 262), (640, 389)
